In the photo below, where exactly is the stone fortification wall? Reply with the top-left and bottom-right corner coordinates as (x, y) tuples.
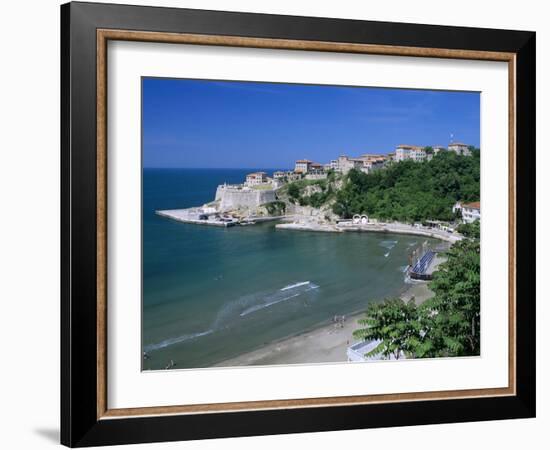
(215, 185), (276, 211)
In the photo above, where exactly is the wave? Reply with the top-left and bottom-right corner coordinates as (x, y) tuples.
(145, 281), (320, 351)
(281, 281), (310, 291)
(240, 281), (320, 317)
(384, 252), (390, 258)
(240, 293), (301, 316)
(380, 240), (398, 250)
(144, 329), (214, 352)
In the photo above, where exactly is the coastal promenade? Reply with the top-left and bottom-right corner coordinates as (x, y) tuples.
(276, 219), (463, 243)
(158, 206), (462, 243)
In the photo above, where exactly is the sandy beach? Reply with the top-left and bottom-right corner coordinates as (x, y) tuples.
(215, 281), (434, 367)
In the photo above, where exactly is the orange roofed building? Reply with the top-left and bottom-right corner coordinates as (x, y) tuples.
(453, 201), (480, 223)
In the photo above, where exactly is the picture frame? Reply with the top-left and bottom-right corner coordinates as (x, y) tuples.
(61, 1), (536, 447)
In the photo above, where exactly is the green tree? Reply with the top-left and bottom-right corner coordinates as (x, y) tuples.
(352, 227), (481, 359)
(418, 237), (481, 357)
(263, 201), (286, 216)
(353, 298), (421, 360)
(287, 182), (301, 202)
(457, 219), (480, 239)
(332, 151), (479, 222)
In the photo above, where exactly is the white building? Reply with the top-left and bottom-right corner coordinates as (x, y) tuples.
(245, 172), (267, 187)
(328, 160), (339, 171)
(304, 162), (326, 179)
(360, 158), (385, 174)
(359, 154), (387, 170)
(395, 145), (413, 161)
(395, 145), (426, 162)
(448, 142), (472, 156)
(294, 159), (312, 173)
(309, 162), (324, 174)
(433, 145), (447, 155)
(305, 172), (327, 180)
(272, 171), (285, 180)
(453, 201), (481, 223)
(335, 155), (363, 174)
(411, 147), (426, 162)
(285, 171), (302, 182)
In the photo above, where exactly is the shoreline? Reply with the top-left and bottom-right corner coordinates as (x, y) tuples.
(214, 281), (434, 367)
(276, 220), (462, 243)
(156, 204), (462, 243)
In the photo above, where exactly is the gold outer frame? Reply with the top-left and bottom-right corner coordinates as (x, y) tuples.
(96, 29), (516, 420)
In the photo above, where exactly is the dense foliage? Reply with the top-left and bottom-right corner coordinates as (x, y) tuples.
(332, 150), (480, 222)
(419, 236), (481, 357)
(352, 298), (420, 360)
(354, 229), (481, 359)
(284, 178), (336, 208)
(457, 219), (480, 239)
(263, 201), (286, 216)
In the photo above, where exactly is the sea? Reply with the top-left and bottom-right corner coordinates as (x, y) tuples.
(143, 168), (427, 370)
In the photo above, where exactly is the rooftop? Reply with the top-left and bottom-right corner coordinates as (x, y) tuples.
(463, 201), (480, 210)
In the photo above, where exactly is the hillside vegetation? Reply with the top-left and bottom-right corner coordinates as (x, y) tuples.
(332, 150), (480, 222)
(280, 171), (340, 208)
(353, 224), (481, 358)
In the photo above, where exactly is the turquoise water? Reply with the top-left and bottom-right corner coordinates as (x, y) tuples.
(142, 169), (425, 370)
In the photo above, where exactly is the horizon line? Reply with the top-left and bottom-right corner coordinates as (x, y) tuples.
(143, 166), (293, 170)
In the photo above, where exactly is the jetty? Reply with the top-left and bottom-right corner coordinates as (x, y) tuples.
(156, 208), (238, 227)
(156, 208), (285, 228)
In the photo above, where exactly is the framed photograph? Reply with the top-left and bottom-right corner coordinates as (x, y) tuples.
(61, 1), (536, 447)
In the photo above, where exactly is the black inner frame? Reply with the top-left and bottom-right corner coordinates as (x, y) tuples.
(61, 2), (536, 447)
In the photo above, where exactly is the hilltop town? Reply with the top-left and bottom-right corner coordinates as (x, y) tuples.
(156, 141), (480, 242)
(227, 141), (475, 193)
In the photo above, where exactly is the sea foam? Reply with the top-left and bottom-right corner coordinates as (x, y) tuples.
(240, 281), (319, 317)
(144, 329), (214, 352)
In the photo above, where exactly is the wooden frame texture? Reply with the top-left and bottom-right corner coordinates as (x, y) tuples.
(61, 1), (536, 447)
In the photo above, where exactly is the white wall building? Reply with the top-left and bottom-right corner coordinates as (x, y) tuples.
(360, 159), (385, 174)
(294, 159), (312, 173)
(245, 172), (267, 187)
(395, 145), (426, 162)
(285, 171), (302, 182)
(448, 142), (472, 156)
(327, 159), (339, 171)
(335, 155), (363, 174)
(359, 154), (387, 169)
(309, 162), (324, 174)
(410, 147), (427, 162)
(453, 201), (481, 223)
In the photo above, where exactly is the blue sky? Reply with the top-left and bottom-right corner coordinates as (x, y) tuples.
(143, 78), (480, 169)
